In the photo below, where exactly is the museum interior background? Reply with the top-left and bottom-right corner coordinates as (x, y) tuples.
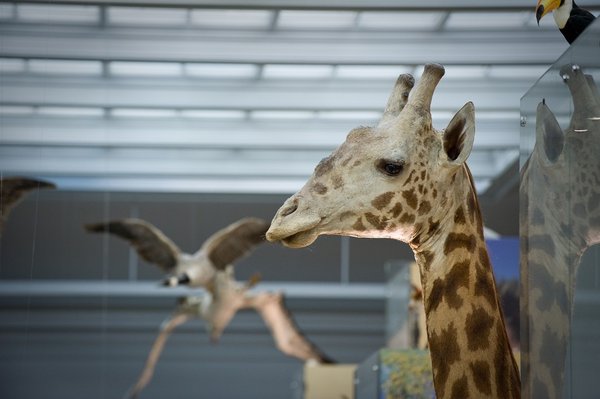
(0, 1), (598, 398)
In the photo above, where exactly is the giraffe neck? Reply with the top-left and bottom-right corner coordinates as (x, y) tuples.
(408, 166), (520, 399)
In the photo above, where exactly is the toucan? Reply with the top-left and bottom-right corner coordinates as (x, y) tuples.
(536, 0), (596, 44)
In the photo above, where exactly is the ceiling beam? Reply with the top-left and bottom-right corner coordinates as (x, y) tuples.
(0, 78), (544, 111)
(0, 280), (388, 299)
(0, 146), (506, 177)
(0, 24), (568, 65)
(7, 0), (600, 12)
(0, 117), (521, 149)
(28, 176), (315, 194)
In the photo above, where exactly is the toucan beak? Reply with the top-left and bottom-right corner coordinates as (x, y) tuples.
(536, 5), (545, 25)
(536, 0), (561, 25)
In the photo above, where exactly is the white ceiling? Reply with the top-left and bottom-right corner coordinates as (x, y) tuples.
(1, 0), (598, 194)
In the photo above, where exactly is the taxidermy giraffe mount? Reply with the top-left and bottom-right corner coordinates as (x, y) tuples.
(267, 63), (520, 399)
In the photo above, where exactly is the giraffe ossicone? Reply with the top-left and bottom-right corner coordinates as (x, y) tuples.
(267, 63), (520, 399)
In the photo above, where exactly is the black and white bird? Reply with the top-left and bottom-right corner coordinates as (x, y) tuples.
(125, 292), (334, 398)
(85, 217), (270, 340)
(85, 217), (269, 289)
(536, 0), (596, 44)
(85, 217), (334, 398)
(0, 177), (55, 234)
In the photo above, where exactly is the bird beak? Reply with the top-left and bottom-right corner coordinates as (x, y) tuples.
(536, 0), (561, 25)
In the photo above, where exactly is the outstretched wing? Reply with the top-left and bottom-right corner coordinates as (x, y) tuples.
(201, 217), (270, 270)
(125, 311), (192, 399)
(1, 177), (55, 232)
(251, 292), (334, 363)
(85, 218), (181, 272)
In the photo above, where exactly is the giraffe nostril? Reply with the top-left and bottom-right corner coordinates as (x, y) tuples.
(281, 202), (298, 217)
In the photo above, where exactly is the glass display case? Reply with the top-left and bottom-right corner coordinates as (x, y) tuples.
(384, 260), (411, 348)
(355, 348), (434, 399)
(520, 19), (600, 399)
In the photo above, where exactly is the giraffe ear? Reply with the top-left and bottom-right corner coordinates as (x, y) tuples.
(536, 101), (564, 164)
(442, 102), (475, 166)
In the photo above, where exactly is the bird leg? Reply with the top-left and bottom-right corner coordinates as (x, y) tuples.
(124, 312), (192, 399)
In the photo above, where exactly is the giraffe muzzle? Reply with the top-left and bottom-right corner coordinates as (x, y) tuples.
(266, 195), (322, 245)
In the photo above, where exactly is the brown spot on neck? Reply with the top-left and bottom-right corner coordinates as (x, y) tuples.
(418, 200), (431, 215)
(399, 212), (415, 224)
(428, 323), (461, 399)
(426, 278), (444, 314)
(465, 306), (495, 351)
(371, 192), (395, 210)
(443, 233), (476, 255)
(403, 189), (418, 209)
(454, 207), (466, 225)
(425, 260), (470, 314)
(444, 260), (470, 309)
(352, 217), (367, 231)
(470, 361), (492, 395)
(365, 212), (387, 230)
(450, 374), (469, 399)
(403, 169), (417, 186)
(390, 202), (403, 218)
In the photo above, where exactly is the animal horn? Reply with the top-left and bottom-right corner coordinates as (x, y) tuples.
(381, 74), (415, 120)
(406, 63), (445, 112)
(560, 64), (597, 119)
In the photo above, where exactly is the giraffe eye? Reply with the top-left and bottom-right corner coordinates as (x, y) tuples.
(377, 159), (404, 176)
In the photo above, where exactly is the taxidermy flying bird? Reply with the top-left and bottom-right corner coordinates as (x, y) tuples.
(85, 217), (271, 340)
(85, 217), (333, 398)
(0, 176), (56, 234)
(85, 217), (269, 290)
(536, 0), (596, 44)
(123, 292), (334, 399)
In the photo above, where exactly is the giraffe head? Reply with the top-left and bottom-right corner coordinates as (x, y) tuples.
(267, 64), (476, 248)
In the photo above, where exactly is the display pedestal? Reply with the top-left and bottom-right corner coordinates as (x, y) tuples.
(303, 363), (357, 399)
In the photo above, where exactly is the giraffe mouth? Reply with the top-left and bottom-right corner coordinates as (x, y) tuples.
(266, 217), (322, 248)
(280, 229), (320, 248)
